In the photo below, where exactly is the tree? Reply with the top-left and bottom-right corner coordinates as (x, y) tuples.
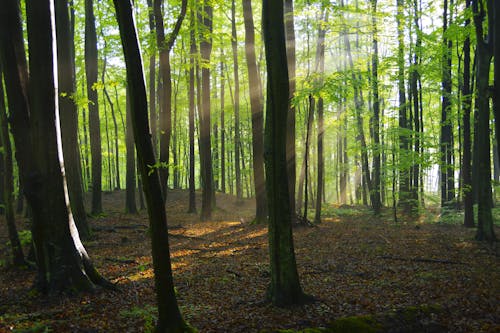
(187, 2), (197, 214)
(200, 0), (215, 221)
(0, 0), (112, 293)
(231, 0), (242, 200)
(461, 0), (474, 228)
(0, 66), (25, 266)
(85, 0), (103, 215)
(370, 0), (382, 215)
(56, 0), (90, 238)
(263, 0), (307, 306)
(314, 7), (327, 224)
(154, 0), (187, 199)
(125, 90), (138, 213)
(472, 0), (496, 242)
(284, 0), (297, 217)
(112, 1), (193, 331)
(242, 0), (267, 223)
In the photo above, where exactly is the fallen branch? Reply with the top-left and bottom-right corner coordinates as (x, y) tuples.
(379, 255), (466, 265)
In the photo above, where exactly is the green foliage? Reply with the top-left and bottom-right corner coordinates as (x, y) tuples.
(120, 305), (157, 333)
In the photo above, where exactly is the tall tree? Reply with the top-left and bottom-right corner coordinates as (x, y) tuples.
(154, 0), (188, 199)
(147, 0), (158, 152)
(0, 67), (25, 266)
(263, 0), (307, 306)
(0, 0), (112, 293)
(396, 0), (410, 212)
(231, 0), (242, 200)
(56, 0), (90, 238)
(187, 3), (197, 213)
(370, 0), (382, 214)
(125, 90), (138, 213)
(440, 0), (454, 208)
(472, 0), (496, 242)
(494, 0), (500, 158)
(200, 0), (215, 221)
(242, 0), (267, 223)
(112, 1), (193, 331)
(284, 0), (297, 217)
(85, 0), (102, 215)
(314, 8), (327, 224)
(462, 0), (474, 228)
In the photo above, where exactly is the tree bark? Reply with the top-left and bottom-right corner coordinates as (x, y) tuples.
(243, 0), (267, 223)
(188, 7), (196, 213)
(0, 66), (25, 266)
(125, 90), (138, 214)
(113, 1), (193, 331)
(231, 0), (242, 200)
(472, 0), (496, 242)
(200, 0), (215, 221)
(85, 0), (102, 215)
(263, 0), (306, 306)
(284, 0), (297, 217)
(462, 0), (474, 228)
(56, 0), (90, 238)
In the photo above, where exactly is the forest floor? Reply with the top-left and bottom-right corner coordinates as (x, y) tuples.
(0, 189), (499, 333)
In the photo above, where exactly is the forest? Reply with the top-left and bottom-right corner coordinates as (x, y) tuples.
(0, 0), (499, 332)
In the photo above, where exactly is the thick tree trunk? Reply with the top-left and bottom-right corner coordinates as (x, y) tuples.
(494, 0), (500, 158)
(472, 0), (496, 242)
(55, 0), (90, 238)
(113, 2), (192, 331)
(85, 0), (102, 215)
(243, 0), (267, 223)
(0, 0), (112, 293)
(263, 0), (306, 306)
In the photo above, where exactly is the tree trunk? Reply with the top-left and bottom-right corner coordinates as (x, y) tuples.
(231, 0), (242, 200)
(472, 0), (496, 242)
(440, 0), (454, 208)
(0, 66), (25, 266)
(284, 0), (297, 218)
(146, 0), (158, 153)
(243, 0), (267, 223)
(462, 0), (474, 228)
(125, 90), (138, 214)
(154, 0), (187, 200)
(0, 0), (111, 293)
(200, 0), (215, 221)
(314, 9), (327, 223)
(494, 0), (500, 158)
(263, 0), (306, 306)
(113, 2), (192, 331)
(396, 0), (410, 212)
(85, 0), (102, 215)
(220, 51), (226, 194)
(188, 8), (196, 213)
(370, 0), (382, 214)
(56, 0), (90, 238)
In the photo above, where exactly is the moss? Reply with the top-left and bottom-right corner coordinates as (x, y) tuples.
(327, 315), (382, 333)
(396, 304), (442, 323)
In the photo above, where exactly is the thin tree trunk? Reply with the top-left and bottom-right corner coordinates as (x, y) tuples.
(243, 0), (267, 223)
(231, 0), (242, 200)
(220, 51), (226, 194)
(125, 90), (137, 214)
(113, 2), (191, 330)
(188, 8), (196, 213)
(56, 0), (90, 238)
(85, 0), (102, 215)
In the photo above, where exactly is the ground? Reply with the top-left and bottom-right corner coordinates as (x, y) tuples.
(0, 189), (499, 332)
